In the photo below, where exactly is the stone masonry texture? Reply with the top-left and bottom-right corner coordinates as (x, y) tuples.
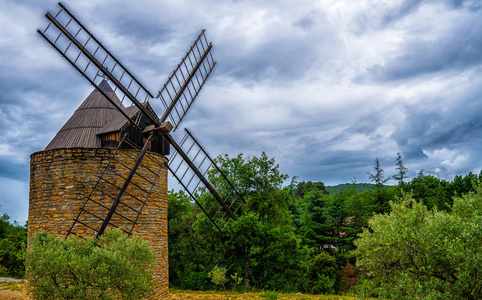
(28, 147), (168, 298)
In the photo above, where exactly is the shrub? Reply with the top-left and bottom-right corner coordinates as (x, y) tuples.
(339, 260), (360, 293)
(0, 213), (27, 278)
(306, 251), (338, 294)
(355, 193), (482, 299)
(260, 290), (280, 299)
(26, 229), (155, 300)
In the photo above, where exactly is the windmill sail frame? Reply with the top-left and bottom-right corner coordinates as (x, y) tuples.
(167, 129), (245, 232)
(158, 30), (216, 131)
(39, 2), (244, 236)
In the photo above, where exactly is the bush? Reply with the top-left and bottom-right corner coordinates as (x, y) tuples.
(339, 260), (360, 294)
(0, 213), (27, 278)
(0, 262), (9, 277)
(355, 193), (482, 299)
(306, 252), (338, 294)
(26, 229), (155, 300)
(260, 290), (280, 299)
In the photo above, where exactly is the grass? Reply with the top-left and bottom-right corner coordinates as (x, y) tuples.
(169, 289), (357, 299)
(260, 290), (280, 299)
(0, 281), (24, 292)
(0, 283), (357, 300)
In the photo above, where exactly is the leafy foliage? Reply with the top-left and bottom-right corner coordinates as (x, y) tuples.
(260, 289), (280, 299)
(169, 153), (309, 293)
(0, 213), (27, 278)
(3, 150), (479, 297)
(209, 265), (228, 286)
(26, 229), (155, 300)
(167, 151), (482, 296)
(294, 181), (328, 198)
(325, 183), (386, 195)
(339, 260), (360, 293)
(209, 265), (230, 299)
(306, 252), (338, 294)
(355, 193), (482, 299)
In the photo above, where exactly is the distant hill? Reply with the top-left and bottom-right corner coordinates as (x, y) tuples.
(326, 183), (392, 194)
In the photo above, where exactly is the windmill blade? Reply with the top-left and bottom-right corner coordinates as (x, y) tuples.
(95, 132), (154, 237)
(67, 133), (164, 238)
(166, 129), (245, 233)
(38, 3), (227, 237)
(37, 2), (159, 129)
(157, 30), (216, 131)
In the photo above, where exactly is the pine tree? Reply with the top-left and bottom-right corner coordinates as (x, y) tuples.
(393, 152), (408, 185)
(367, 157), (388, 187)
(367, 158), (390, 213)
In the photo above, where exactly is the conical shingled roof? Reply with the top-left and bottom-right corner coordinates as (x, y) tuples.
(45, 80), (125, 149)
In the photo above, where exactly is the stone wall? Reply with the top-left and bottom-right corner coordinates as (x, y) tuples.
(28, 147), (168, 298)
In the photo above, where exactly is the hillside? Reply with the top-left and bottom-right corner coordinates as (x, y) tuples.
(326, 183), (392, 194)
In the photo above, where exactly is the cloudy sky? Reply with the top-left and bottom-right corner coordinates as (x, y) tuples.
(1, 0), (482, 223)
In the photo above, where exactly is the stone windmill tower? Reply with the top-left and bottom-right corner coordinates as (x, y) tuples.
(29, 3), (245, 298)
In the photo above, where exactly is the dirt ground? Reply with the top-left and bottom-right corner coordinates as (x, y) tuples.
(0, 282), (355, 299)
(170, 290), (355, 299)
(0, 281), (24, 300)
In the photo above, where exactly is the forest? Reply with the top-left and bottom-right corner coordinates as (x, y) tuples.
(1, 152), (481, 298)
(168, 153), (482, 298)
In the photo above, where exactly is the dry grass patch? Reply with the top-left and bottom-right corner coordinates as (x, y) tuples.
(0, 281), (24, 292)
(0, 281), (24, 300)
(169, 289), (357, 300)
(0, 284), (358, 300)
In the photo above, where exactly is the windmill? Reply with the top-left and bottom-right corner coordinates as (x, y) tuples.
(29, 2), (245, 297)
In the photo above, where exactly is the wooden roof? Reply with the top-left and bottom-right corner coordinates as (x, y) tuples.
(96, 105), (139, 135)
(45, 80), (125, 149)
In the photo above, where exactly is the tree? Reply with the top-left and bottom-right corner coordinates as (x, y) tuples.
(26, 229), (155, 300)
(294, 181), (328, 199)
(367, 157), (388, 187)
(355, 193), (482, 299)
(167, 190), (215, 289)
(167, 153), (308, 292)
(299, 190), (333, 252)
(0, 213), (27, 278)
(452, 172), (477, 197)
(306, 252), (338, 294)
(367, 157), (390, 213)
(406, 173), (451, 210)
(393, 152), (408, 185)
(211, 153), (307, 291)
(209, 265), (230, 299)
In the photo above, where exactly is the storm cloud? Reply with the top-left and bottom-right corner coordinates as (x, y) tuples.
(1, 0), (482, 223)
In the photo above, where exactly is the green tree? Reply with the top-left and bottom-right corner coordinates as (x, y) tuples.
(26, 229), (155, 300)
(306, 252), (338, 294)
(451, 172), (477, 197)
(367, 157), (388, 187)
(367, 158), (391, 213)
(404, 172), (453, 210)
(167, 190), (215, 289)
(0, 213), (27, 278)
(290, 180), (328, 231)
(167, 153), (308, 292)
(209, 265), (230, 299)
(299, 190), (333, 252)
(294, 181), (328, 199)
(212, 153), (308, 291)
(355, 193), (482, 299)
(393, 152), (408, 185)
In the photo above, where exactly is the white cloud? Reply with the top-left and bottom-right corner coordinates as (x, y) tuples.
(422, 148), (470, 179)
